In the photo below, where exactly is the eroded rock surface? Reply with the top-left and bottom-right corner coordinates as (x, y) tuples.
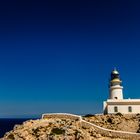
(2, 114), (140, 140)
(83, 113), (140, 133)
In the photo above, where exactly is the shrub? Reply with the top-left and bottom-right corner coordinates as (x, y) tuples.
(51, 128), (65, 135)
(107, 118), (113, 123)
(115, 112), (123, 116)
(7, 134), (15, 140)
(83, 114), (94, 117)
(137, 128), (140, 133)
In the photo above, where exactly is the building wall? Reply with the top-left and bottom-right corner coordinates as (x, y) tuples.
(107, 104), (140, 114)
(103, 101), (107, 114)
(110, 86), (123, 99)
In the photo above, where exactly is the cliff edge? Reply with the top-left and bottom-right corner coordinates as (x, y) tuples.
(1, 113), (140, 140)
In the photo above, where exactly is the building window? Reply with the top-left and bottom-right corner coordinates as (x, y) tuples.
(128, 106), (132, 112)
(114, 106), (118, 112)
(114, 97), (118, 99)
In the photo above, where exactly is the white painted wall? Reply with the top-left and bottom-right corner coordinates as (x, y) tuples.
(107, 104), (140, 114)
(110, 85), (123, 99)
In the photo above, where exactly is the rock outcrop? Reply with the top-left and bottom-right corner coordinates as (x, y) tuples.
(83, 113), (140, 133)
(1, 113), (140, 140)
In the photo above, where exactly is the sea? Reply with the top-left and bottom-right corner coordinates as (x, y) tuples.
(0, 118), (37, 138)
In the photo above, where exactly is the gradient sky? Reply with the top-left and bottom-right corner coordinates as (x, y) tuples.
(0, 0), (140, 117)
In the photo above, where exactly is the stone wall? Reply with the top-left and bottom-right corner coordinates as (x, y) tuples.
(81, 120), (140, 139)
(42, 113), (140, 139)
(42, 113), (82, 121)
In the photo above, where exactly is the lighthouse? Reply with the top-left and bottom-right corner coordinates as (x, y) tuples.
(103, 68), (140, 114)
(109, 68), (123, 100)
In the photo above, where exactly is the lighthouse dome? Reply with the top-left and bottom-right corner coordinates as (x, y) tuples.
(111, 69), (119, 75)
(111, 68), (120, 80)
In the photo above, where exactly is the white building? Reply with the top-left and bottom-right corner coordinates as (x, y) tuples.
(103, 69), (140, 114)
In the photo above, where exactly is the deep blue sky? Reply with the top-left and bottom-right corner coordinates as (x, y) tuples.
(0, 0), (140, 117)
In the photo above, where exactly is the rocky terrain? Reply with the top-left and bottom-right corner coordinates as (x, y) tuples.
(83, 113), (140, 133)
(1, 113), (140, 140)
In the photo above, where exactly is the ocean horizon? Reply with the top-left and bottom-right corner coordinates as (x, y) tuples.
(0, 118), (37, 138)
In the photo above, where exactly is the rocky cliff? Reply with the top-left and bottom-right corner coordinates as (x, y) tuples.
(83, 113), (140, 133)
(1, 113), (140, 140)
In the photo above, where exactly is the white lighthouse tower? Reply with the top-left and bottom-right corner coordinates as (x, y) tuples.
(109, 68), (123, 100)
(104, 68), (140, 114)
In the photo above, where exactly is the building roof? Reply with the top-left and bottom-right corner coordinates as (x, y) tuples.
(111, 68), (119, 75)
(106, 99), (140, 105)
